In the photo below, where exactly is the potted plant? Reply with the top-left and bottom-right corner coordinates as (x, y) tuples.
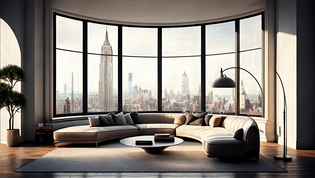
(0, 64), (26, 146)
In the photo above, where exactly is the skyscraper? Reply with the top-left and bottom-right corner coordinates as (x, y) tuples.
(71, 72), (74, 112)
(98, 28), (114, 111)
(240, 80), (246, 109)
(129, 73), (133, 100)
(64, 97), (70, 113)
(181, 71), (190, 99)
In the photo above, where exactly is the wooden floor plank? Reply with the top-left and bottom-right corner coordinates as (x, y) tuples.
(0, 141), (314, 178)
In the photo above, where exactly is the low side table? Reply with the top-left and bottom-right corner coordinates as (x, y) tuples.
(35, 126), (53, 143)
(120, 135), (184, 154)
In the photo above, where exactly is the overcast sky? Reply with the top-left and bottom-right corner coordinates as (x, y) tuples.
(56, 15), (262, 97)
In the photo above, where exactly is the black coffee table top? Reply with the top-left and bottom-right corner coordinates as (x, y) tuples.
(120, 135), (184, 148)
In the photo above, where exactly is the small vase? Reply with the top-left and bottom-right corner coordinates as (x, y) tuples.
(6, 129), (20, 147)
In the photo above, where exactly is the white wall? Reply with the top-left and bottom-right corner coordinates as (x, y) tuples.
(0, 19), (22, 144)
(276, 0), (297, 149)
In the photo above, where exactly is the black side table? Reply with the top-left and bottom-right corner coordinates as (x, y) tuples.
(35, 125), (53, 143)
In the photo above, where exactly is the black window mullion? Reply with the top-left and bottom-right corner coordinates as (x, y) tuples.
(201, 25), (206, 112)
(53, 13), (57, 117)
(83, 21), (88, 114)
(235, 20), (240, 115)
(118, 25), (123, 112)
(261, 13), (265, 118)
(158, 27), (162, 112)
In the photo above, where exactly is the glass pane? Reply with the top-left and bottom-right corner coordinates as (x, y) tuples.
(123, 57), (157, 111)
(56, 50), (83, 114)
(240, 49), (262, 115)
(88, 55), (118, 112)
(162, 26), (201, 56)
(240, 15), (262, 51)
(56, 15), (82, 51)
(206, 21), (235, 54)
(162, 57), (201, 112)
(206, 54), (235, 114)
(123, 27), (157, 56)
(88, 23), (118, 55)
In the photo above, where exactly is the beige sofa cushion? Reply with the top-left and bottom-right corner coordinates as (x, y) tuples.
(136, 123), (179, 135)
(209, 116), (222, 127)
(54, 125), (138, 141)
(88, 116), (100, 127)
(174, 114), (186, 125)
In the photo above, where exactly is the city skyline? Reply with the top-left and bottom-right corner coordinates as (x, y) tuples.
(55, 14), (262, 115)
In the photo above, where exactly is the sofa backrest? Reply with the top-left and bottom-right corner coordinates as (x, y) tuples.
(138, 113), (185, 124)
(222, 116), (260, 158)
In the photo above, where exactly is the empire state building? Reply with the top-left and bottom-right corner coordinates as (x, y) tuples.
(98, 29), (113, 111)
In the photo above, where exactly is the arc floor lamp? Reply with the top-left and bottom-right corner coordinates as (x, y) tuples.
(212, 67), (292, 161)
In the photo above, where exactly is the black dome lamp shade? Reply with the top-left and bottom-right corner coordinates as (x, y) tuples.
(212, 69), (236, 88)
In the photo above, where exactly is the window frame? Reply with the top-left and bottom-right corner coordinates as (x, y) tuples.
(53, 12), (264, 118)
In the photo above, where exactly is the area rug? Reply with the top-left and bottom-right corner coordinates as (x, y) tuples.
(15, 141), (286, 173)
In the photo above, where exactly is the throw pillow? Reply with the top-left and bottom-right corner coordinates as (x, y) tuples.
(100, 114), (115, 126)
(112, 112), (127, 125)
(193, 112), (207, 118)
(185, 112), (198, 125)
(174, 114), (186, 125)
(233, 128), (244, 140)
(99, 115), (111, 126)
(209, 116), (222, 127)
(188, 118), (204, 126)
(88, 115), (100, 127)
(124, 113), (134, 125)
(193, 112), (207, 125)
(130, 112), (140, 124)
(204, 114), (213, 126)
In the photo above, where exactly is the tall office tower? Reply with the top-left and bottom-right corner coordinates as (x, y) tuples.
(71, 72), (74, 112)
(98, 29), (114, 111)
(133, 85), (138, 99)
(64, 97), (70, 113)
(64, 84), (67, 94)
(129, 73), (133, 100)
(240, 80), (246, 109)
(181, 71), (190, 97)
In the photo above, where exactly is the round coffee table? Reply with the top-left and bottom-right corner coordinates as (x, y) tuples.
(120, 135), (184, 154)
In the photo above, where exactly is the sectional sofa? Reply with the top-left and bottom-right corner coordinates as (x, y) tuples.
(53, 112), (260, 159)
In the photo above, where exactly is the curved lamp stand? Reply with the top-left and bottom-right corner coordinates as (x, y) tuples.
(274, 72), (292, 161)
(212, 67), (292, 161)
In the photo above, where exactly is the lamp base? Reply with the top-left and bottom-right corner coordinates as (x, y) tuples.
(274, 155), (292, 161)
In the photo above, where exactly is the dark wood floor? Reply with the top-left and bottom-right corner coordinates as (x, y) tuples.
(0, 141), (314, 178)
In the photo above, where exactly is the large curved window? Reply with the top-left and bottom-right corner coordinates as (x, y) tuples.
(53, 13), (263, 117)
(162, 26), (201, 112)
(206, 21), (235, 114)
(87, 23), (118, 113)
(239, 15), (262, 115)
(123, 27), (158, 112)
(55, 16), (83, 114)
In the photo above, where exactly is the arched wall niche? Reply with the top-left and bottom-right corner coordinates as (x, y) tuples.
(0, 18), (22, 143)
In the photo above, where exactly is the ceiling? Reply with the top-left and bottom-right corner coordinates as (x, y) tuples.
(50, 0), (266, 26)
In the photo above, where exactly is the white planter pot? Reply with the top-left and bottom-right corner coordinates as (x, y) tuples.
(6, 129), (20, 147)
